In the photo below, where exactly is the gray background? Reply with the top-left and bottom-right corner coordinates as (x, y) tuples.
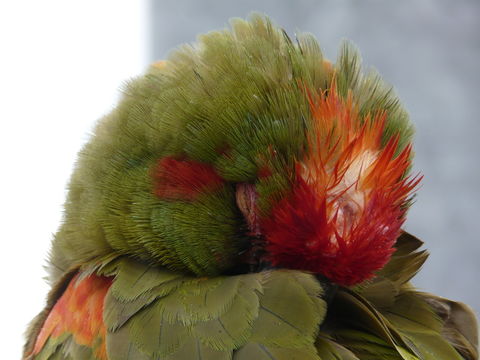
(149, 0), (480, 314)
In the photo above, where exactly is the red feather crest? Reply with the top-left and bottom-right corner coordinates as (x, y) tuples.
(263, 81), (421, 286)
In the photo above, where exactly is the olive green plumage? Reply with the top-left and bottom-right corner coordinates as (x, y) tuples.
(26, 14), (477, 360)
(30, 233), (477, 359)
(47, 14), (413, 283)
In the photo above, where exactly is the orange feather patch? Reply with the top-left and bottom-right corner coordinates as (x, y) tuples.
(32, 274), (113, 359)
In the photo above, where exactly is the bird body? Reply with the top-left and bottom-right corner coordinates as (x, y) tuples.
(24, 15), (478, 360)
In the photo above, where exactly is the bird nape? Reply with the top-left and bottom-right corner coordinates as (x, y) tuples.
(24, 14), (478, 360)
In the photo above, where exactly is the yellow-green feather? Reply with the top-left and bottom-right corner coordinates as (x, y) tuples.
(100, 258), (326, 359)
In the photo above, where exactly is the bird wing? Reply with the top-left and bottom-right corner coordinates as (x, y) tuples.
(315, 231), (478, 360)
(26, 257), (327, 360)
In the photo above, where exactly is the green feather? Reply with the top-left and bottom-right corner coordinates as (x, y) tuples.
(33, 337), (64, 360)
(421, 293), (479, 360)
(335, 42), (413, 152)
(321, 233), (471, 360)
(163, 338), (232, 360)
(106, 325), (150, 360)
(249, 271), (325, 348)
(377, 232), (429, 287)
(315, 334), (360, 360)
(101, 260), (325, 359)
(333, 329), (409, 360)
(233, 343), (320, 360)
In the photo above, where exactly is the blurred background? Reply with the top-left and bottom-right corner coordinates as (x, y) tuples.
(1, 0), (478, 357)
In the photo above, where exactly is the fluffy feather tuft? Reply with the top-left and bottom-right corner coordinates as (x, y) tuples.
(262, 80), (421, 286)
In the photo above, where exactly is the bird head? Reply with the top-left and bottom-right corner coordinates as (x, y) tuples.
(51, 15), (420, 287)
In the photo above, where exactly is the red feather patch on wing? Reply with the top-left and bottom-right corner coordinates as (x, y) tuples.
(153, 157), (224, 200)
(32, 274), (113, 359)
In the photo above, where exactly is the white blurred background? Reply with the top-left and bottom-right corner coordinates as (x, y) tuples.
(1, 1), (478, 358)
(0, 1), (149, 358)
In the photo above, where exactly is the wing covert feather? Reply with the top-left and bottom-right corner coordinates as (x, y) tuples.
(102, 259), (326, 359)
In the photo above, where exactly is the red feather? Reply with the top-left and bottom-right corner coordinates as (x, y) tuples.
(262, 81), (421, 286)
(153, 157), (224, 200)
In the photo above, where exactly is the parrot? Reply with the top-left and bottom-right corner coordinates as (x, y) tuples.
(23, 14), (478, 360)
